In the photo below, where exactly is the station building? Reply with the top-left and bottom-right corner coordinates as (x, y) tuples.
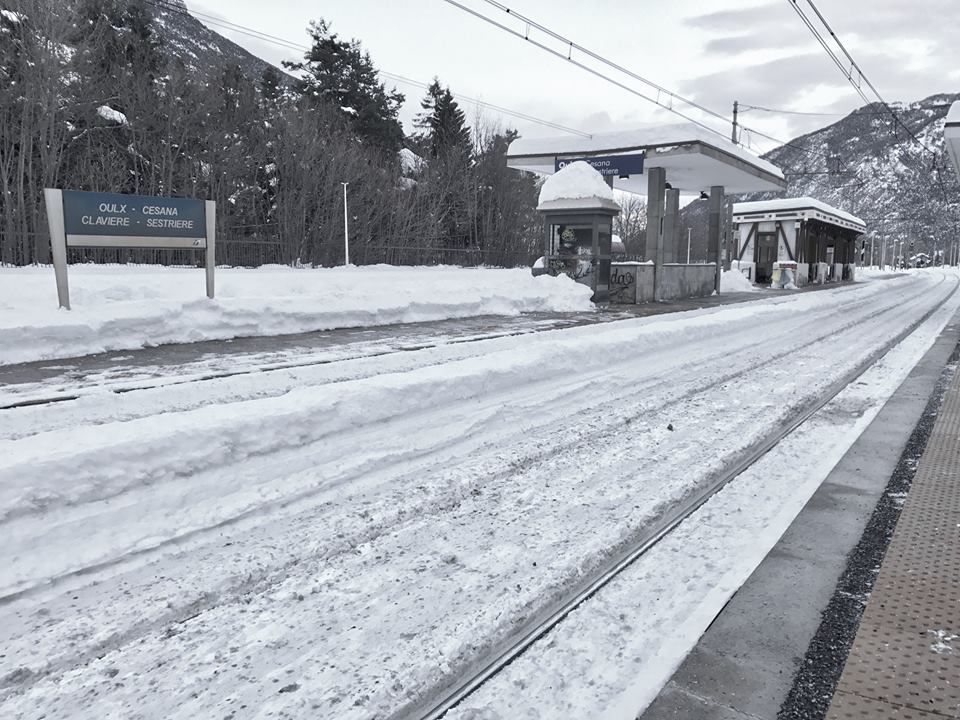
(732, 197), (866, 286)
(508, 123), (786, 303)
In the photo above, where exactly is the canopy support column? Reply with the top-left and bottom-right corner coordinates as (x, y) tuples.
(646, 167), (666, 301)
(709, 185), (725, 293)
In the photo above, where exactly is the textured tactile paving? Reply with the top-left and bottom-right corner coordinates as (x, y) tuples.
(827, 369), (960, 719)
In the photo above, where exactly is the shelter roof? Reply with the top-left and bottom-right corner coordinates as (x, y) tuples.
(507, 123), (786, 194)
(944, 101), (960, 178)
(733, 197), (866, 233)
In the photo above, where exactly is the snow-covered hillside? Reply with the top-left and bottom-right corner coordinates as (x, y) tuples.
(682, 93), (960, 260)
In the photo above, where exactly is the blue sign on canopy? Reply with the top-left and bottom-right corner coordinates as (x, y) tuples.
(63, 190), (206, 242)
(555, 153), (645, 178)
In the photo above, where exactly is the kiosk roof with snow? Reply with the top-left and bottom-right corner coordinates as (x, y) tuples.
(508, 122), (786, 195)
(537, 161), (620, 213)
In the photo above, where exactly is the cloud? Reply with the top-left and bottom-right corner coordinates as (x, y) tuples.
(684, 2), (785, 31)
(703, 33), (806, 56)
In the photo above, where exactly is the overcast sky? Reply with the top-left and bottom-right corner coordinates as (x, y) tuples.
(189, 0), (959, 153)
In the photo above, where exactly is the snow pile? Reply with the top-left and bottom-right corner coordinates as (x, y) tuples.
(0, 265), (594, 365)
(538, 160), (614, 206)
(97, 105), (128, 125)
(856, 265), (902, 281)
(721, 268), (758, 292)
(398, 147), (424, 173)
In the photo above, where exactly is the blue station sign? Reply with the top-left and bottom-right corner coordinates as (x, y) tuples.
(62, 190), (206, 246)
(555, 153), (645, 178)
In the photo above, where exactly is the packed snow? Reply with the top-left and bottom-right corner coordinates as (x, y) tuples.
(538, 160), (614, 206)
(1, 269), (956, 719)
(0, 264), (593, 365)
(96, 105), (128, 125)
(720, 267), (758, 292)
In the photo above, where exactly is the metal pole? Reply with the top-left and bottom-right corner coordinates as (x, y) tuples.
(687, 227), (692, 264)
(731, 100), (739, 144)
(205, 200), (216, 299)
(44, 188), (70, 310)
(341, 182), (350, 266)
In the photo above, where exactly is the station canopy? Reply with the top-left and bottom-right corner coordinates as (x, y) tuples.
(733, 197), (866, 233)
(945, 101), (960, 176)
(507, 122), (786, 195)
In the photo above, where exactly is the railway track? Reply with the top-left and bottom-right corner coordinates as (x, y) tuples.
(0, 281), (873, 412)
(0, 277), (939, 605)
(1, 273), (955, 718)
(409, 272), (960, 720)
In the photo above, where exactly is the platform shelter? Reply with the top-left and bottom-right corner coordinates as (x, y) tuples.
(507, 123), (786, 302)
(732, 197), (866, 286)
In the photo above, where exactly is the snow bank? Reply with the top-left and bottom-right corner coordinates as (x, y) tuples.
(0, 265), (593, 365)
(97, 105), (128, 125)
(720, 268), (758, 292)
(538, 160), (614, 205)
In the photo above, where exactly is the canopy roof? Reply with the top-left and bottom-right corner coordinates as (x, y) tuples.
(945, 101), (960, 178)
(733, 197), (866, 233)
(507, 123), (786, 195)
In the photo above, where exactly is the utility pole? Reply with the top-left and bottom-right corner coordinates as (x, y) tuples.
(687, 227), (692, 264)
(731, 100), (739, 144)
(341, 182), (350, 266)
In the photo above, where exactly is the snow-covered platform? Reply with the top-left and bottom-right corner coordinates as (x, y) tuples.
(825, 360), (960, 718)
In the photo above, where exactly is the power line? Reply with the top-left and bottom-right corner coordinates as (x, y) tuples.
(785, 0), (954, 201)
(143, 0), (593, 138)
(443, 0), (840, 165)
(740, 104), (842, 117)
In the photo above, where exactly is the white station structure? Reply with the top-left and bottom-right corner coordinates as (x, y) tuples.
(508, 123), (787, 302)
(946, 102), (960, 188)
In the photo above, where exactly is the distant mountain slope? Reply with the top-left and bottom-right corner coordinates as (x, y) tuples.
(759, 93), (960, 249)
(148, 0), (293, 83)
(682, 93), (960, 260)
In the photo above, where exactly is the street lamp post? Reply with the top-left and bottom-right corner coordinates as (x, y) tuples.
(341, 182), (350, 266)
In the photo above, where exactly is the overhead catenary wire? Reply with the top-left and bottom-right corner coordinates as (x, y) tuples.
(442, 0), (842, 165)
(142, 0), (594, 138)
(799, 0), (940, 160)
(784, 0), (955, 201)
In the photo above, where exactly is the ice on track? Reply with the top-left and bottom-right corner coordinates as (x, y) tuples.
(0, 264), (593, 365)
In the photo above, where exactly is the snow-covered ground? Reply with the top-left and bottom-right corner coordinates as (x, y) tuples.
(0, 269), (956, 719)
(0, 264), (593, 365)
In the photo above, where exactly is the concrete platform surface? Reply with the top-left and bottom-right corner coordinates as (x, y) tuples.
(826, 357), (960, 718)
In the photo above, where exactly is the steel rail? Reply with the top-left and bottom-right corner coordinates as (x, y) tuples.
(410, 272), (960, 720)
(0, 281), (886, 412)
(0, 279), (924, 608)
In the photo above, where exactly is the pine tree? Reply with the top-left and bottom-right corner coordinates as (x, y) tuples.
(259, 65), (284, 104)
(283, 19), (404, 154)
(415, 79), (471, 161)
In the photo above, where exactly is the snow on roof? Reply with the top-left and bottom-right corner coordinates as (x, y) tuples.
(97, 105), (128, 125)
(733, 197), (866, 232)
(508, 122), (785, 194)
(947, 101), (960, 125)
(946, 103), (960, 175)
(538, 160), (613, 207)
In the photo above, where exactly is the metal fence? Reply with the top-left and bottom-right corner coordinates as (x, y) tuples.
(1, 230), (536, 269)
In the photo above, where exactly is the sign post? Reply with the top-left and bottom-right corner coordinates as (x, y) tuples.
(44, 189), (215, 309)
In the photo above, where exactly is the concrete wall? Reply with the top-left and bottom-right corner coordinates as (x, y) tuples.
(610, 262), (716, 304)
(609, 262), (653, 304)
(660, 264), (716, 301)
